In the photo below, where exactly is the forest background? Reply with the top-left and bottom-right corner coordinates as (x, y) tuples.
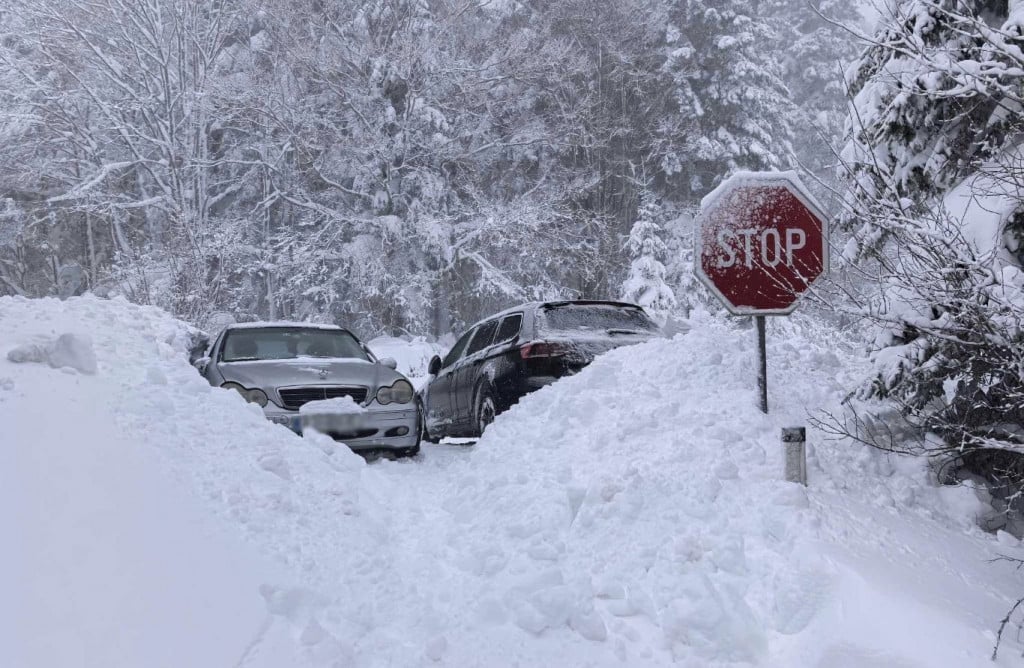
(0, 0), (864, 336)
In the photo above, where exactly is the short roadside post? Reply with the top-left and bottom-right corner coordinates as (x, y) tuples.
(782, 427), (808, 485)
(694, 171), (829, 414)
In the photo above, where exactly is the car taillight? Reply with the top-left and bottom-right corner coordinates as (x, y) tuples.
(519, 341), (566, 359)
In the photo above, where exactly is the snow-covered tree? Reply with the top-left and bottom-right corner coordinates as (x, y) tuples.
(662, 206), (717, 319)
(0, 0), (861, 334)
(767, 0), (863, 188)
(834, 5), (1024, 642)
(659, 0), (795, 196)
(840, 0), (1024, 463)
(621, 192), (677, 324)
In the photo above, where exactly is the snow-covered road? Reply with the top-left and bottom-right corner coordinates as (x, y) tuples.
(4, 295), (1024, 667)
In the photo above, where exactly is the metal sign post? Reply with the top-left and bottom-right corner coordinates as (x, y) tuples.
(756, 315), (768, 414)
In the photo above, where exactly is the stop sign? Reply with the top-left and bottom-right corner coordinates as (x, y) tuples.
(695, 172), (828, 315)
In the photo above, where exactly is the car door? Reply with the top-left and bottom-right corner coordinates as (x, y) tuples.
(452, 319), (499, 430)
(488, 313), (524, 404)
(425, 327), (475, 433)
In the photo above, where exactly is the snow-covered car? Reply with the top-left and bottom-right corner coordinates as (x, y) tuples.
(420, 300), (661, 440)
(196, 323), (421, 456)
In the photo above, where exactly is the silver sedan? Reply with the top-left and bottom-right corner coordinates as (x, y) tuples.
(196, 323), (421, 456)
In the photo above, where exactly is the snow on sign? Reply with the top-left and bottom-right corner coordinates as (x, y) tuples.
(696, 171), (828, 315)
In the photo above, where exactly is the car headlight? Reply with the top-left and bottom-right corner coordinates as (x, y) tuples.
(221, 382), (269, 408)
(376, 379), (414, 405)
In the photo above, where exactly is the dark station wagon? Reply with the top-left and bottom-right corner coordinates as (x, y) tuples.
(420, 300), (661, 440)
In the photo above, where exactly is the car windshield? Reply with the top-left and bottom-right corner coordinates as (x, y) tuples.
(221, 327), (371, 362)
(540, 304), (659, 334)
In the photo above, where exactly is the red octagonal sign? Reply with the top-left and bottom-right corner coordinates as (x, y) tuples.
(696, 172), (829, 315)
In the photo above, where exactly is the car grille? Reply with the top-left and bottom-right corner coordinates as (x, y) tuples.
(278, 386), (368, 410)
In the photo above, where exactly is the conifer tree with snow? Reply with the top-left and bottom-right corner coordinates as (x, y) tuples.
(662, 207), (717, 320)
(621, 192), (677, 325)
(838, 3), (1024, 644)
(659, 0), (795, 195)
(840, 0), (1024, 469)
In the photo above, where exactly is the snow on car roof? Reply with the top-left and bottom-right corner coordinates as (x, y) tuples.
(468, 301), (543, 327)
(224, 321), (345, 331)
(464, 300), (645, 331)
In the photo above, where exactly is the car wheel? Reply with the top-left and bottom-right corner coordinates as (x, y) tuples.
(399, 444), (420, 458)
(475, 387), (497, 437)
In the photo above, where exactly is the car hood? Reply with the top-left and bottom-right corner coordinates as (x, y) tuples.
(217, 358), (406, 402)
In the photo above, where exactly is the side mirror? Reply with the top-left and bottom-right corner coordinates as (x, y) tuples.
(379, 357), (398, 370)
(427, 355), (442, 376)
(192, 356), (210, 375)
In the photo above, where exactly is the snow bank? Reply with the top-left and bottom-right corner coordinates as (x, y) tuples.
(0, 297), (306, 667)
(6, 331), (97, 374)
(437, 312), (1024, 666)
(3, 295), (1021, 667)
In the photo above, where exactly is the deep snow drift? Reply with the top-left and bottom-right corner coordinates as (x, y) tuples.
(3, 295), (1024, 667)
(1, 299), (308, 667)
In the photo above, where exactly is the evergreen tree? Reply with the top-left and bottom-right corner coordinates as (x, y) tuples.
(659, 0), (795, 196)
(842, 0), (1022, 256)
(621, 192), (677, 325)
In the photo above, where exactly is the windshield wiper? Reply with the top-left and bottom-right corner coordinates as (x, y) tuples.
(606, 329), (645, 336)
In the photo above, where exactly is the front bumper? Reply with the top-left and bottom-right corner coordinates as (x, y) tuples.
(263, 404), (419, 451)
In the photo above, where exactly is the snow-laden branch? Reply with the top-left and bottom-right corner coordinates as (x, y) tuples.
(46, 162), (135, 203)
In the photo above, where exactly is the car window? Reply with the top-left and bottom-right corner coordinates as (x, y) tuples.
(442, 328), (476, 368)
(540, 304), (659, 334)
(494, 314), (523, 344)
(221, 327), (370, 362)
(465, 320), (499, 357)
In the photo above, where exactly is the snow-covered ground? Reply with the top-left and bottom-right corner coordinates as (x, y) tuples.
(3, 295), (1024, 666)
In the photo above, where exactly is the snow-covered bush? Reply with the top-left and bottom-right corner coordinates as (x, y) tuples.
(848, 196), (1024, 459)
(838, 3), (1024, 645)
(841, 0), (1024, 460)
(832, 10), (1024, 611)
